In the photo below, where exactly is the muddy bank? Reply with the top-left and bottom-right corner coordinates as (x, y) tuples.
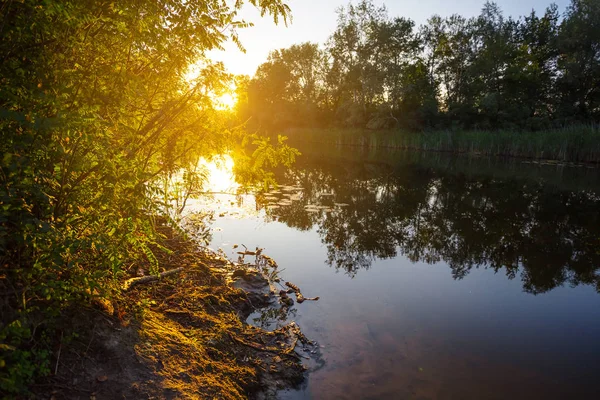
(32, 223), (317, 399)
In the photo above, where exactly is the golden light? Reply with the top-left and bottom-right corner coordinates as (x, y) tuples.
(213, 92), (237, 110)
(183, 61), (204, 86)
(183, 61), (237, 110)
(200, 155), (238, 193)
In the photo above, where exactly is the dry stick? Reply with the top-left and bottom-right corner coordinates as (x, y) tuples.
(55, 331), (63, 375)
(237, 251), (259, 256)
(121, 267), (184, 291)
(228, 333), (301, 360)
(285, 281), (320, 303)
(84, 323), (96, 356)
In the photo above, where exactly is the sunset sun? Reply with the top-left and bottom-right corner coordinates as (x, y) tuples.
(213, 92), (237, 110)
(183, 63), (237, 110)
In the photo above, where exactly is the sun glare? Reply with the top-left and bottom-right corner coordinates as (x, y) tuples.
(213, 92), (237, 110)
(183, 62), (237, 110)
(200, 155), (238, 193)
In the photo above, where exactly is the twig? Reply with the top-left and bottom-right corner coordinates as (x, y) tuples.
(237, 250), (259, 256)
(84, 323), (96, 356)
(228, 333), (300, 360)
(50, 383), (92, 393)
(55, 331), (63, 375)
(285, 281), (320, 303)
(294, 350), (310, 360)
(121, 267), (184, 291)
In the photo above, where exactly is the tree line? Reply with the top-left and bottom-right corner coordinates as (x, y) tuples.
(236, 0), (600, 132)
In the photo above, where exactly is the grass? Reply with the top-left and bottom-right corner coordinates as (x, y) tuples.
(285, 125), (600, 163)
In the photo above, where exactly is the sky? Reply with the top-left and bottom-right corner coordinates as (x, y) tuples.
(209, 0), (572, 77)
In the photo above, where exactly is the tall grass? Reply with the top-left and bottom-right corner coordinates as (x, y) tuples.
(285, 125), (600, 163)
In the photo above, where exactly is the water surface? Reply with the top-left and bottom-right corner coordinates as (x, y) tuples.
(188, 148), (600, 399)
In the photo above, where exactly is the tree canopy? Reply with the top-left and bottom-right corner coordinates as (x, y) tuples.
(239, 0), (600, 131)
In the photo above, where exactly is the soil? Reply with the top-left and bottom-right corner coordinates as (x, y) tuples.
(29, 223), (315, 399)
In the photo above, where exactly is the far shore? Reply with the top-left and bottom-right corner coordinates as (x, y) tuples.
(283, 126), (600, 164)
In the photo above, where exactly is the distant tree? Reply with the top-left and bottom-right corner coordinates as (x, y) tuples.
(244, 42), (326, 130)
(470, 2), (522, 127)
(328, 0), (388, 126)
(555, 0), (600, 122)
(515, 5), (560, 129)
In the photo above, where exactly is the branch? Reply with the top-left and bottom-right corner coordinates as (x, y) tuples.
(121, 267), (184, 291)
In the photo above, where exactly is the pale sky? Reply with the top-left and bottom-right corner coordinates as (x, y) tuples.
(209, 0), (571, 77)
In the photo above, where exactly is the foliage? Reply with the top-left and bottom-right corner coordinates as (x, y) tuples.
(237, 42), (328, 130)
(0, 0), (294, 394)
(238, 0), (600, 132)
(233, 134), (301, 189)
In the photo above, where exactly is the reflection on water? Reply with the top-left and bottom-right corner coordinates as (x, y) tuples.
(190, 148), (600, 399)
(199, 155), (238, 193)
(257, 152), (600, 295)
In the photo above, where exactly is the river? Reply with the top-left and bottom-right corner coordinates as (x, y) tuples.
(186, 146), (600, 399)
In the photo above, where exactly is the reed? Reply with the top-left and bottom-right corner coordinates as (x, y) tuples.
(285, 125), (600, 163)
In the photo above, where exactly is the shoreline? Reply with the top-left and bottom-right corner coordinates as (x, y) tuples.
(30, 221), (313, 399)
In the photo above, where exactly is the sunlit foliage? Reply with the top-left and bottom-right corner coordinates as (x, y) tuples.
(0, 0), (295, 393)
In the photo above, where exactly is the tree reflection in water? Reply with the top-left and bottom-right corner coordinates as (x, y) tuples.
(257, 153), (600, 294)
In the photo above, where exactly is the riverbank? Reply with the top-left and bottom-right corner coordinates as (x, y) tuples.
(285, 126), (600, 164)
(22, 221), (311, 399)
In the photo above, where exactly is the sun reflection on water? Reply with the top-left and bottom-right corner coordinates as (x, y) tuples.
(184, 156), (259, 224)
(200, 155), (238, 193)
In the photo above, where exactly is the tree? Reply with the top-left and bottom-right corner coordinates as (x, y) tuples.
(328, 0), (388, 126)
(469, 2), (521, 127)
(514, 5), (560, 128)
(244, 42), (327, 130)
(556, 0), (600, 122)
